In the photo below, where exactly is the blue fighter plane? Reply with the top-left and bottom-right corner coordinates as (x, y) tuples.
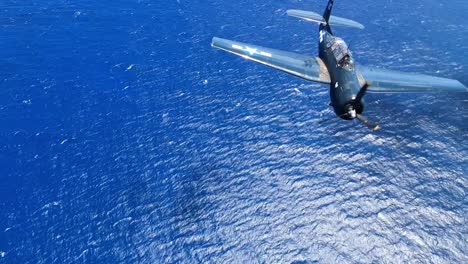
(211, 0), (467, 130)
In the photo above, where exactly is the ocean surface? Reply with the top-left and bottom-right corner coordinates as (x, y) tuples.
(1, 0), (467, 263)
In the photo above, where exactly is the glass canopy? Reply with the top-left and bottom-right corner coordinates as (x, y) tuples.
(329, 38), (354, 70)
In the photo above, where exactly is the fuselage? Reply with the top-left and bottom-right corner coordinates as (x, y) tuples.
(318, 30), (364, 119)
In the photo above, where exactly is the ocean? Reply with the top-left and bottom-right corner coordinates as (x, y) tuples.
(0, 0), (467, 263)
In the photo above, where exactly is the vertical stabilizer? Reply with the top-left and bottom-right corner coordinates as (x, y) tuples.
(321, 0), (334, 33)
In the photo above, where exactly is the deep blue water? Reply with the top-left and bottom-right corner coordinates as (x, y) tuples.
(1, 0), (467, 263)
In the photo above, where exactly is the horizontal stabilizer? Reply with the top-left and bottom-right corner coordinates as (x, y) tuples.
(287, 9), (364, 30)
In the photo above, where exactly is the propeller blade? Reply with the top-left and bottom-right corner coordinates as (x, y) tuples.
(316, 116), (336, 125)
(316, 112), (350, 125)
(355, 81), (370, 103)
(356, 113), (380, 130)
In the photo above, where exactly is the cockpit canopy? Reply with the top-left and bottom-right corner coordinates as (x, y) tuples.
(328, 37), (354, 70)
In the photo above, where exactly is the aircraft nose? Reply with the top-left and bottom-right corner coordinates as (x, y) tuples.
(344, 99), (364, 119)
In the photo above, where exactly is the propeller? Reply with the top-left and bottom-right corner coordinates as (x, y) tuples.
(316, 115), (338, 125)
(316, 109), (352, 125)
(355, 81), (370, 103)
(317, 81), (380, 130)
(356, 113), (380, 131)
(352, 81), (380, 130)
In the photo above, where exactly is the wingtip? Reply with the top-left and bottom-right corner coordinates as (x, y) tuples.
(461, 82), (468, 91)
(211, 37), (219, 47)
(286, 9), (300, 15)
(454, 80), (468, 92)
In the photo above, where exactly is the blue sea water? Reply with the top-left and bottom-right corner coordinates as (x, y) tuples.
(1, 0), (467, 263)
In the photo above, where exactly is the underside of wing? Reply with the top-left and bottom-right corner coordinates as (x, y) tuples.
(212, 37), (331, 84)
(357, 66), (468, 93)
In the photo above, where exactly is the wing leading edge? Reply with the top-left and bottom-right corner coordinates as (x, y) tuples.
(211, 37), (331, 84)
(358, 66), (467, 93)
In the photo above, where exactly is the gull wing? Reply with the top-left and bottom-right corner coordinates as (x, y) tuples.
(212, 37), (330, 84)
(357, 66), (467, 93)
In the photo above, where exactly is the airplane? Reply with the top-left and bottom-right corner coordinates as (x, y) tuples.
(211, 0), (467, 130)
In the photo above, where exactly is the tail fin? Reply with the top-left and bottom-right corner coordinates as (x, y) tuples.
(323, 0), (334, 23)
(321, 0), (334, 33)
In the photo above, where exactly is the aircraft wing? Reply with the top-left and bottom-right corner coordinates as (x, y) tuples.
(357, 66), (467, 93)
(212, 37), (331, 84)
